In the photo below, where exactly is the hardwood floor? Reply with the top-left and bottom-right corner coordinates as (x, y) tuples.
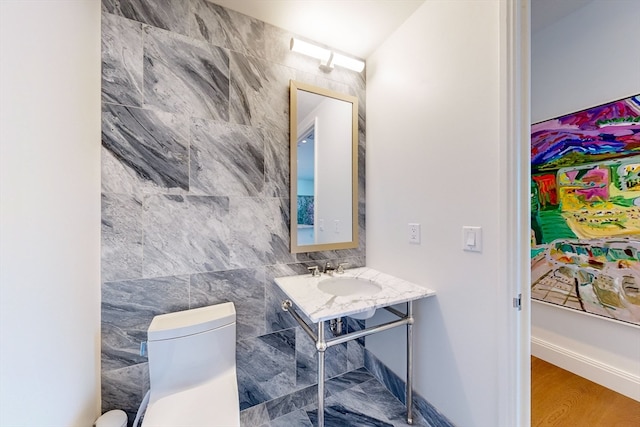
(531, 356), (640, 427)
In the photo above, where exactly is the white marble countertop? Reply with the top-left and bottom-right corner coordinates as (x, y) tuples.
(274, 267), (436, 322)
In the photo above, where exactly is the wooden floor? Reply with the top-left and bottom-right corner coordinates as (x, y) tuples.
(531, 356), (640, 427)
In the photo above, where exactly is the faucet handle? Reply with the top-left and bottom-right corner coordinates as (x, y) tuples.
(308, 266), (320, 277)
(336, 262), (349, 274)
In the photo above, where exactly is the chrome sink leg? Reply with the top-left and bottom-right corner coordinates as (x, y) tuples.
(317, 320), (326, 427)
(406, 301), (414, 424)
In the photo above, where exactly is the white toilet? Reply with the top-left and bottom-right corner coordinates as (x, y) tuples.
(140, 302), (240, 426)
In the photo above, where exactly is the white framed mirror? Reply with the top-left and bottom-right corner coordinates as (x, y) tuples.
(289, 80), (359, 253)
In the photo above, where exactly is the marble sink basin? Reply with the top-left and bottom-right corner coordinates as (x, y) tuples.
(274, 267), (436, 323)
(317, 277), (382, 297)
(317, 277), (382, 319)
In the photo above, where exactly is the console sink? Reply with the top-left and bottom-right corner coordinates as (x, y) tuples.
(274, 267), (436, 322)
(317, 277), (382, 297)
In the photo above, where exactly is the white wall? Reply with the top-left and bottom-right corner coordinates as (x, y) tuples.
(366, 1), (514, 425)
(531, 0), (640, 400)
(0, 1), (102, 426)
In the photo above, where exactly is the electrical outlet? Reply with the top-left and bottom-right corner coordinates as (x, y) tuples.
(408, 223), (421, 244)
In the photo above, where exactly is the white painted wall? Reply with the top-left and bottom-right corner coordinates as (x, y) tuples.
(366, 1), (515, 425)
(0, 1), (102, 425)
(531, 0), (640, 401)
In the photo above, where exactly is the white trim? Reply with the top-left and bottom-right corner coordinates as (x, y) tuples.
(499, 0), (531, 426)
(532, 337), (640, 402)
(532, 299), (640, 330)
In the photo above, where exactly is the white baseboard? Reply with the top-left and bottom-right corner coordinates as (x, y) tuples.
(531, 337), (640, 402)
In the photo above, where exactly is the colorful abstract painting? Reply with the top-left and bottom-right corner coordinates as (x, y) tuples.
(531, 94), (640, 326)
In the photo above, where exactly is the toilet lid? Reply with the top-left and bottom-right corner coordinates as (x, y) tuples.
(141, 378), (239, 427)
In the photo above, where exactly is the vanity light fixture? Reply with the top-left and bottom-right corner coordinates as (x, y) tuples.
(290, 38), (365, 73)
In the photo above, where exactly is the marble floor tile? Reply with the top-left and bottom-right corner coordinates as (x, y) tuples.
(324, 367), (373, 396)
(270, 409), (313, 427)
(239, 402), (270, 427)
(306, 379), (430, 427)
(239, 367), (437, 427)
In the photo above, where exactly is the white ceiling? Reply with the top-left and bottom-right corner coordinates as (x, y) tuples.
(208, 0), (425, 59)
(208, 0), (595, 59)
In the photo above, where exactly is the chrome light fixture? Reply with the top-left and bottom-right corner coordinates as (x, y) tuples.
(290, 38), (365, 73)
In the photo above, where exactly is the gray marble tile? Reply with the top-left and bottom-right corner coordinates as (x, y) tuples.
(101, 276), (189, 371)
(364, 350), (407, 406)
(102, 13), (143, 106)
(364, 351), (453, 427)
(237, 330), (296, 410)
(265, 384), (317, 421)
(102, 0), (115, 13)
(346, 317), (366, 371)
(229, 51), (294, 130)
(261, 126), (290, 198)
(347, 340), (365, 372)
(240, 402), (270, 427)
(270, 409), (313, 427)
(101, 193), (143, 282)
(142, 195), (230, 277)
(190, 119), (264, 196)
(189, 268), (265, 340)
(229, 197), (294, 268)
(265, 263), (318, 333)
(189, 0), (265, 59)
(143, 26), (229, 121)
(295, 326), (348, 387)
(325, 367), (373, 397)
(103, 0), (189, 35)
(102, 363), (149, 421)
(306, 404), (393, 427)
(102, 104), (189, 194)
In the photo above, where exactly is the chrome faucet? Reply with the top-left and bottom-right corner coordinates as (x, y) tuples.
(336, 262), (349, 274)
(323, 261), (335, 275)
(308, 265), (321, 277)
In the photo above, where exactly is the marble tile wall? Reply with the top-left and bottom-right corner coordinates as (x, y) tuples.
(100, 0), (366, 421)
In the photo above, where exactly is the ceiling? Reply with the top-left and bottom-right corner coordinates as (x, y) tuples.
(208, 0), (425, 59)
(208, 0), (594, 60)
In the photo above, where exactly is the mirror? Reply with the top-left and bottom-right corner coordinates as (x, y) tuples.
(290, 80), (358, 253)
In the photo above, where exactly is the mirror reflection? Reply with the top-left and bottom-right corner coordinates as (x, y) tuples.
(290, 81), (358, 253)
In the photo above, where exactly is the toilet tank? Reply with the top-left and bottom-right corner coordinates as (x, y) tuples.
(147, 302), (236, 399)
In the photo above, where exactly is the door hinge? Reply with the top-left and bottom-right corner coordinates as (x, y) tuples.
(513, 294), (522, 311)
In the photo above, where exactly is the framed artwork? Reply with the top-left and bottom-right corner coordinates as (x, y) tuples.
(531, 94), (640, 326)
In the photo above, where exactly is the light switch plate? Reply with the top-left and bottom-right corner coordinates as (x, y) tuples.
(462, 226), (482, 252)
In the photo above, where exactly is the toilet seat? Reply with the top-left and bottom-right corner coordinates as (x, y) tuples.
(141, 369), (239, 427)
